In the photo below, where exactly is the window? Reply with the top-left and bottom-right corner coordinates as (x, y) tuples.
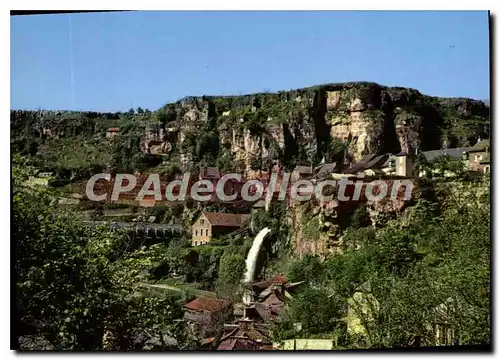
(195, 229), (198, 236)
(201, 219), (204, 226)
(439, 325), (451, 345)
(206, 229), (209, 236)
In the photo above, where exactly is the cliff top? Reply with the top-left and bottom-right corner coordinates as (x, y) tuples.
(11, 81), (488, 114)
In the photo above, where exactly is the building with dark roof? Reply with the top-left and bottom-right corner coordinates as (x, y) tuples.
(344, 154), (389, 175)
(421, 148), (472, 163)
(217, 319), (273, 350)
(191, 212), (251, 246)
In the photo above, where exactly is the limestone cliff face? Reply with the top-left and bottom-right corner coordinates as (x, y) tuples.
(11, 82), (490, 174)
(154, 82), (489, 172)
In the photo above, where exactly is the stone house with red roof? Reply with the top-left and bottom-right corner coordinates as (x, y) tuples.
(191, 211), (250, 246)
(183, 296), (232, 336)
(106, 127), (120, 138)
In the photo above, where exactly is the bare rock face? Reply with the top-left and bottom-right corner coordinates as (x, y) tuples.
(138, 83), (488, 178)
(267, 123), (286, 152)
(140, 124), (176, 156)
(329, 110), (384, 162)
(326, 91), (342, 110)
(289, 203), (329, 258)
(148, 141), (172, 155)
(11, 82), (490, 168)
(394, 110), (423, 153)
(12, 82), (488, 180)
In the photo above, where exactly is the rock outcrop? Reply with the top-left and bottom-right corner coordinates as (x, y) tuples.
(11, 82), (490, 175)
(154, 82), (489, 173)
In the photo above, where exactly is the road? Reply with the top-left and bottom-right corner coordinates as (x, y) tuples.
(138, 282), (216, 298)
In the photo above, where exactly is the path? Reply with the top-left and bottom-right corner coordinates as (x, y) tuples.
(138, 282), (216, 298)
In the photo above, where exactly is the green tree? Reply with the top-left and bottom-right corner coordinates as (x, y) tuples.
(215, 251), (246, 300)
(273, 287), (343, 342)
(13, 157), (197, 350)
(287, 254), (325, 284)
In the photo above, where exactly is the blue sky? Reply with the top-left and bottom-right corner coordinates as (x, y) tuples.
(11, 11), (490, 112)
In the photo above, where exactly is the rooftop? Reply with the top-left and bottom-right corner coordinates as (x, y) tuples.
(252, 275), (287, 290)
(202, 211), (251, 227)
(344, 154), (389, 174)
(217, 321), (271, 350)
(422, 148), (472, 162)
(315, 163), (337, 176)
(469, 139), (490, 152)
(184, 296), (231, 313)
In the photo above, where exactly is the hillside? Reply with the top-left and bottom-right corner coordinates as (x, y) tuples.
(11, 82), (490, 177)
(12, 81), (491, 350)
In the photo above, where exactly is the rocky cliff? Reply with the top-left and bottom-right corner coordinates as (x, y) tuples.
(10, 82), (490, 258)
(11, 82), (490, 174)
(152, 82), (491, 173)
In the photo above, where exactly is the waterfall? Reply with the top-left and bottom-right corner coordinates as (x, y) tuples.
(242, 227), (271, 305)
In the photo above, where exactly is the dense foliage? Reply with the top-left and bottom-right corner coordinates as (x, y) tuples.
(13, 157), (198, 350)
(11, 82), (491, 351)
(273, 177), (490, 348)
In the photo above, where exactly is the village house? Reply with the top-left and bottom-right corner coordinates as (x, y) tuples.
(380, 143), (491, 178)
(139, 197), (156, 208)
(467, 139), (490, 173)
(183, 296), (232, 336)
(480, 155), (490, 175)
(236, 275), (303, 322)
(420, 147), (471, 177)
(217, 319), (273, 350)
(219, 275), (303, 351)
(198, 167), (222, 202)
(428, 296), (467, 347)
(106, 127), (120, 138)
(251, 278), (302, 323)
(191, 212), (250, 246)
(392, 152), (417, 177)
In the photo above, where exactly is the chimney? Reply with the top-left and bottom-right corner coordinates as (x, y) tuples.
(238, 318), (253, 332)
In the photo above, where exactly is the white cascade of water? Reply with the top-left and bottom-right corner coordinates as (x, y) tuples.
(242, 227), (271, 305)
